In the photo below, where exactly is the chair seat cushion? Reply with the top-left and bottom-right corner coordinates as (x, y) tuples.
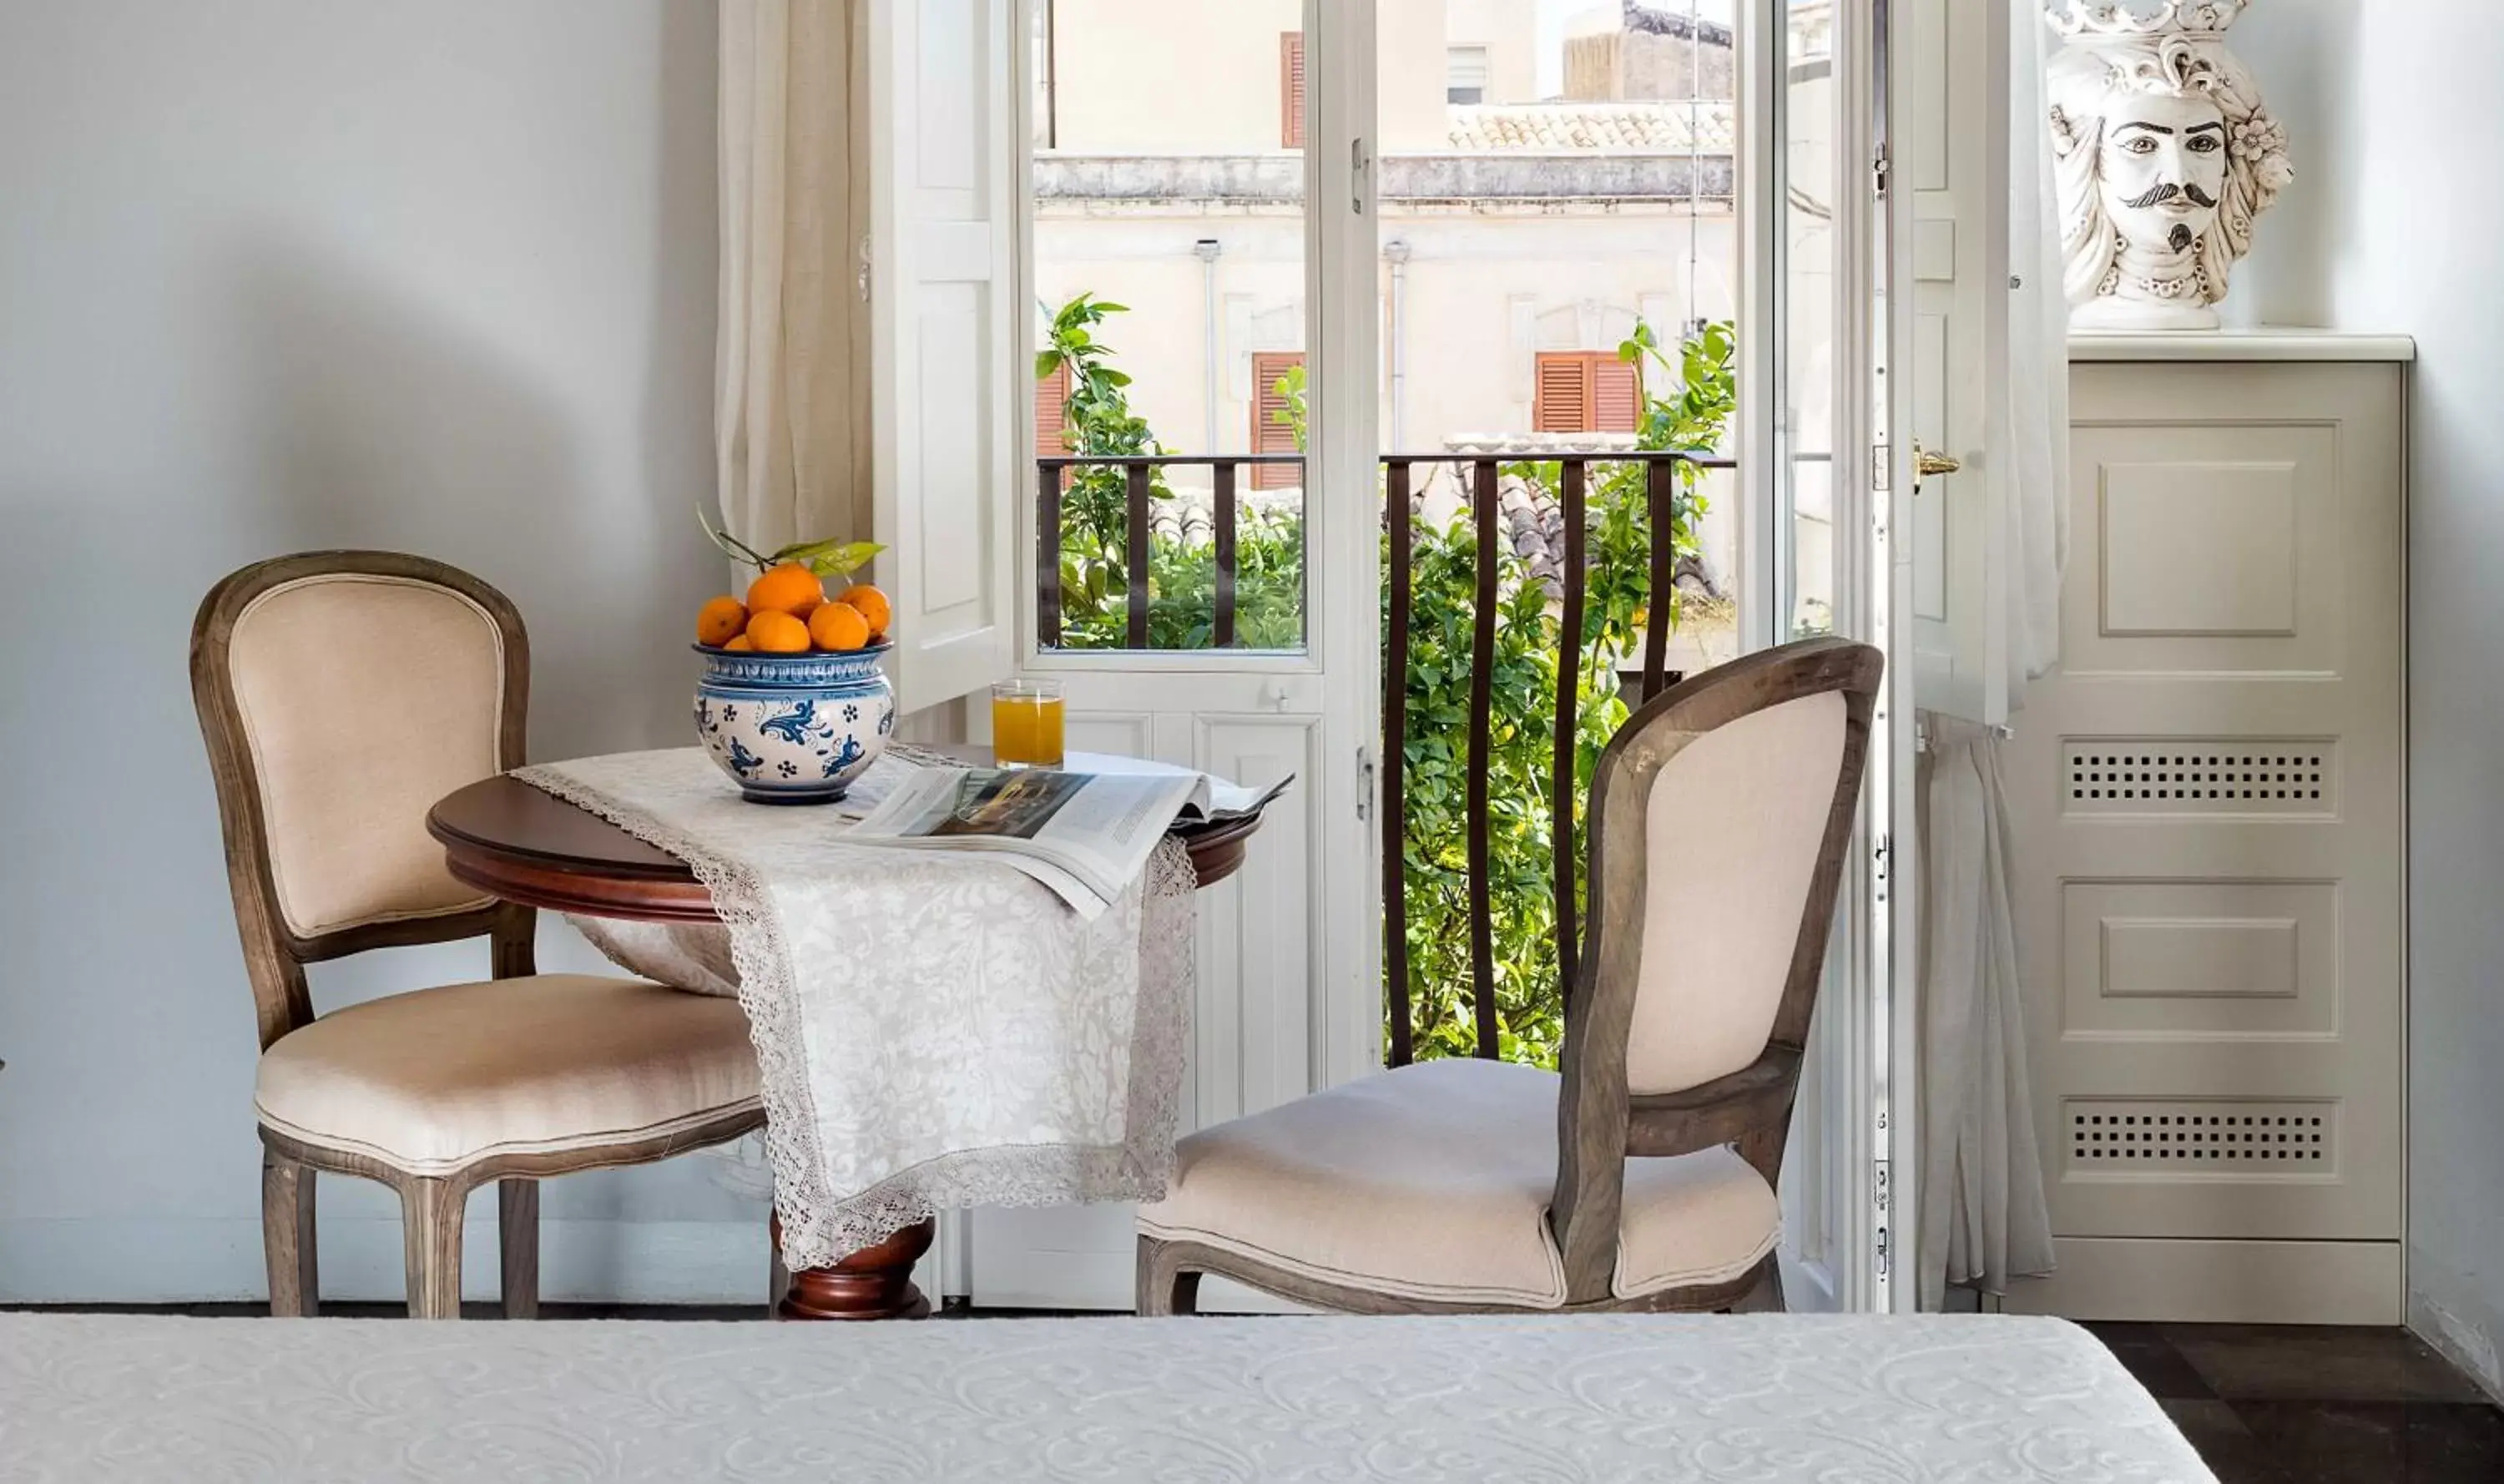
(1138, 1059), (1778, 1308)
(255, 975), (760, 1175)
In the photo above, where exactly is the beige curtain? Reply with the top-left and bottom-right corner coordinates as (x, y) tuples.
(717, 0), (871, 558)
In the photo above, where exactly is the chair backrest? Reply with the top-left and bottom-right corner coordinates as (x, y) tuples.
(1547, 637), (1882, 1303)
(191, 553), (533, 1050)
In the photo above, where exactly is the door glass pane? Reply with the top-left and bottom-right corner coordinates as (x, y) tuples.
(1781, 0), (1840, 639)
(1376, 0), (1746, 1069)
(1030, 0), (1310, 653)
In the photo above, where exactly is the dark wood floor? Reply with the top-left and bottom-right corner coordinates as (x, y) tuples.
(2084, 1322), (2504, 1482)
(14, 1302), (2501, 1479)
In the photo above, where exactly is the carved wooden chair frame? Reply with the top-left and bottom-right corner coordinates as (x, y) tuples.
(192, 551), (764, 1319)
(1139, 636), (1885, 1316)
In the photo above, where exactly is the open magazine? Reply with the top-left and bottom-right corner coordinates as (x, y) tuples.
(843, 752), (1292, 916)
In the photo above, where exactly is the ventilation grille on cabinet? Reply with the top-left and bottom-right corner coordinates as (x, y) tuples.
(2067, 1101), (2334, 1173)
(2063, 741), (2332, 815)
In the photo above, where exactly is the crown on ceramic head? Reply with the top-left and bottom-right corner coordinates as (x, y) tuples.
(2047, 0), (2247, 38)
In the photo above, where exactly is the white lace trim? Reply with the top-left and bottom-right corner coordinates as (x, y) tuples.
(516, 753), (1192, 1269)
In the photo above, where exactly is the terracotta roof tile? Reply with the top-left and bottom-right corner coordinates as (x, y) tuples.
(1445, 103), (1738, 154)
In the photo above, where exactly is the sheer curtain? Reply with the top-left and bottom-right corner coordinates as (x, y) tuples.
(1916, 0), (2069, 1309)
(717, 0), (871, 559)
(696, 0), (874, 1200)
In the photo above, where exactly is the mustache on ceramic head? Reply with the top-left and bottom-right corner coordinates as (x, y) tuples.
(2123, 180), (2219, 211)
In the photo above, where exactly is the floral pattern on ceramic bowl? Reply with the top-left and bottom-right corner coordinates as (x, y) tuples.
(694, 644), (896, 805)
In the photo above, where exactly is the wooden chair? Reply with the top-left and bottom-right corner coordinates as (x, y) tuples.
(1138, 637), (1883, 1315)
(192, 552), (765, 1320)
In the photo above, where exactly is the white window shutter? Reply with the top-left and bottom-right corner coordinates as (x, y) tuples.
(1905, 0), (2011, 726)
(867, 0), (1018, 714)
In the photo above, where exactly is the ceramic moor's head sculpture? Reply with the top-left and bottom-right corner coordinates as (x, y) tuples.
(2046, 1), (2293, 330)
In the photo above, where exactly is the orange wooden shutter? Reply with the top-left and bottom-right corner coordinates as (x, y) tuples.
(1593, 355), (1643, 434)
(1532, 352), (1593, 434)
(1035, 362), (1073, 456)
(1250, 351), (1305, 490)
(1280, 33), (1306, 149)
(1532, 352), (1641, 434)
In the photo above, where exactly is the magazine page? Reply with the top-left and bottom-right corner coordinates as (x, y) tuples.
(846, 765), (1202, 916)
(1057, 752), (1295, 823)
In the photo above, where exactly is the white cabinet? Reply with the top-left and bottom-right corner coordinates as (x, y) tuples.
(2005, 334), (2411, 1325)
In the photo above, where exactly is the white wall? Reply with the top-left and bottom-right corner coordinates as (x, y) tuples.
(2176, 0), (2504, 1394)
(2320, 0), (2504, 1401)
(2204, 0), (2360, 331)
(0, 1), (767, 1304)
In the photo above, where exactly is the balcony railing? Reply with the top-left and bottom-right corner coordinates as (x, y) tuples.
(1037, 449), (1737, 1063)
(1037, 453), (1306, 650)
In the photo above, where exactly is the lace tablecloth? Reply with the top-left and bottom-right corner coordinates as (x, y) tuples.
(517, 749), (1193, 1270)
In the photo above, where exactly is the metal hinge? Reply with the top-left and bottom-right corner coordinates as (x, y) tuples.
(1352, 137), (1372, 215)
(1356, 745), (1376, 822)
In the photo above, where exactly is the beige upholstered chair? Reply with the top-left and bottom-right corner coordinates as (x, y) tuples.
(192, 552), (764, 1320)
(1138, 638), (1884, 1315)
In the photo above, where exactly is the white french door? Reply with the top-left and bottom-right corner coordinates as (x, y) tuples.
(1879, 0), (2015, 1315)
(1742, 0), (1919, 1315)
(966, 0), (1380, 1310)
(940, 0), (1941, 1315)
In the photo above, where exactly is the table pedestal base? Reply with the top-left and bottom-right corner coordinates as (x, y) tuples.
(772, 1215), (935, 1321)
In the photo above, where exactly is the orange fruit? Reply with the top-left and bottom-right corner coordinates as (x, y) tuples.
(746, 562), (826, 620)
(808, 599), (871, 653)
(745, 610), (811, 654)
(834, 583), (891, 639)
(696, 595), (749, 648)
(723, 635), (754, 652)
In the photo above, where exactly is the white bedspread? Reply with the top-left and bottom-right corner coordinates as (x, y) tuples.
(0, 1313), (2212, 1482)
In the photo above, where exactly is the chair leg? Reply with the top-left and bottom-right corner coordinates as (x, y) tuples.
(1732, 1261), (1786, 1315)
(260, 1153), (318, 1318)
(1135, 1236), (1201, 1317)
(401, 1178), (465, 1320)
(499, 1179), (539, 1320)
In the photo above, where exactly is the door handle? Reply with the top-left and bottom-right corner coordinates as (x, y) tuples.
(1914, 446), (1962, 484)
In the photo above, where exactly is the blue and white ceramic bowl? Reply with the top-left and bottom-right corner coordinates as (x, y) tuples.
(694, 643), (896, 805)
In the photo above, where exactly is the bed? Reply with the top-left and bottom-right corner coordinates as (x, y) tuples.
(0, 1312), (2213, 1481)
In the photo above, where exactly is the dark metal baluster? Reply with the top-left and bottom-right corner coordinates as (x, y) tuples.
(1552, 458), (1588, 1002)
(1214, 462), (1239, 649)
(1383, 462), (1415, 1068)
(1037, 461), (1065, 649)
(1642, 457), (1676, 700)
(1467, 458), (1501, 1060)
(1125, 462), (1154, 649)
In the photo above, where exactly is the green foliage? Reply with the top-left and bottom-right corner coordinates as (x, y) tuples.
(1038, 294), (1174, 646)
(1270, 361), (1308, 452)
(1391, 321), (1735, 1065)
(1043, 293), (1303, 649)
(1038, 296), (1739, 1068)
(1387, 512), (1638, 1067)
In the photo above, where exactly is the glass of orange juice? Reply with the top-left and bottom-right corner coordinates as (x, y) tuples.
(991, 679), (1066, 770)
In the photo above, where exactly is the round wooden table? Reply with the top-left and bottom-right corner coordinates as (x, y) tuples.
(426, 762), (1262, 1320)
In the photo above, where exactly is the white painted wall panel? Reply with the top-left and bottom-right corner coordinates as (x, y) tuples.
(2006, 356), (2405, 1322)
